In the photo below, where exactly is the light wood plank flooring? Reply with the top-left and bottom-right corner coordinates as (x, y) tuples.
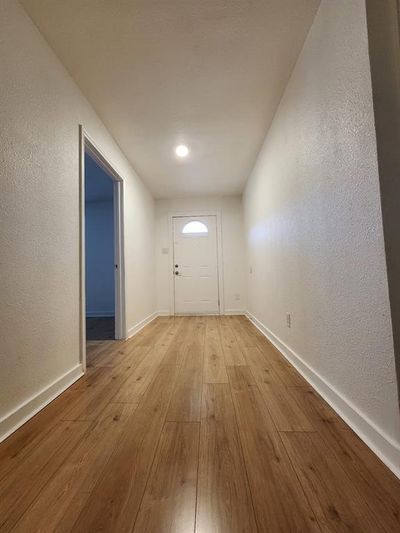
(1, 315), (400, 532)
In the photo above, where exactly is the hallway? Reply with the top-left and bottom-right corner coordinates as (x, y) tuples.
(1, 315), (399, 532)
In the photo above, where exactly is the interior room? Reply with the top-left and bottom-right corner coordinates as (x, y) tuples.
(85, 152), (115, 340)
(1, 0), (400, 531)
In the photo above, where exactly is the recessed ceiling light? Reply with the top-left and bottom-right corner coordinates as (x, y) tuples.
(175, 144), (189, 158)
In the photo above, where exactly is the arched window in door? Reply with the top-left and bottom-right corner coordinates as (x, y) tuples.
(181, 220), (209, 234)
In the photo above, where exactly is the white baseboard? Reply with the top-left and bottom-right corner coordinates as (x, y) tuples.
(246, 311), (400, 479)
(157, 309), (246, 317)
(0, 363), (84, 444)
(127, 311), (158, 339)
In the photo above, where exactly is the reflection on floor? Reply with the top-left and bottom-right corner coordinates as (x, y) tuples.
(86, 316), (115, 340)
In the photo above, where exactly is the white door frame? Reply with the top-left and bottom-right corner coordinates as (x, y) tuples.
(79, 125), (127, 371)
(168, 211), (224, 316)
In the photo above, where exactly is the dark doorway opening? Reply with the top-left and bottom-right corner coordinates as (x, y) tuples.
(84, 152), (115, 340)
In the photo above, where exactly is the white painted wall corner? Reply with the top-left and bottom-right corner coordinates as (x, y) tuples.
(246, 311), (400, 479)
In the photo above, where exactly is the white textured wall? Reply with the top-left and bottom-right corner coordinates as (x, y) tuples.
(155, 196), (246, 314)
(244, 0), (400, 452)
(0, 0), (155, 422)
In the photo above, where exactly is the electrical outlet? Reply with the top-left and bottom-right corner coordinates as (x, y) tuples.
(249, 266), (253, 274)
(286, 312), (291, 328)
(234, 293), (240, 301)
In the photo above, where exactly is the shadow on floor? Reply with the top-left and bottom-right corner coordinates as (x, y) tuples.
(86, 317), (115, 340)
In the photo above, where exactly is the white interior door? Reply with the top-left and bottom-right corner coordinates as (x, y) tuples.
(173, 216), (219, 314)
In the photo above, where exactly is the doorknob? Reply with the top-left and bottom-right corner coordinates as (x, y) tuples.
(175, 264), (178, 268)
(175, 271), (179, 275)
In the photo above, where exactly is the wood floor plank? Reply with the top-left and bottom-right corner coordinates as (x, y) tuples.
(166, 364), (203, 422)
(280, 431), (384, 532)
(227, 365), (320, 532)
(244, 346), (314, 431)
(290, 387), (400, 531)
(167, 318), (205, 422)
(0, 420), (90, 533)
(70, 363), (180, 533)
(330, 426), (400, 531)
(241, 343), (281, 380)
(259, 382), (315, 432)
(134, 318), (174, 348)
(239, 317), (310, 388)
(161, 317), (190, 366)
(218, 319), (246, 366)
(268, 356), (309, 388)
(94, 318), (172, 366)
(287, 386), (341, 425)
(1, 316), (400, 533)
(238, 316), (283, 352)
(89, 318), (172, 368)
(112, 350), (157, 404)
(113, 328), (176, 404)
(179, 316), (206, 367)
(91, 341), (144, 369)
(12, 402), (137, 533)
(203, 316), (228, 383)
(253, 337), (309, 387)
(133, 422), (199, 533)
(61, 363), (136, 421)
(0, 387), (83, 483)
(196, 383), (258, 533)
(86, 340), (112, 364)
(230, 316), (258, 350)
